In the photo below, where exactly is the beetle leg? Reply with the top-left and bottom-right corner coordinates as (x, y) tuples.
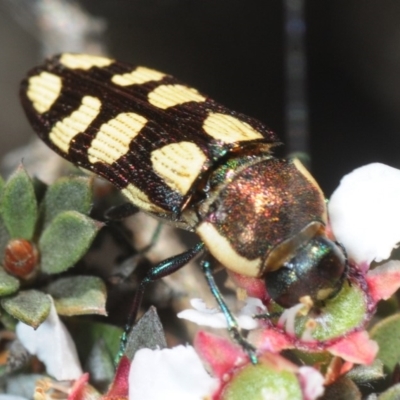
(116, 241), (206, 363)
(201, 260), (258, 365)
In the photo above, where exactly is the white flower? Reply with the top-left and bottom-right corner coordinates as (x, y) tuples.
(129, 345), (218, 400)
(177, 297), (266, 330)
(329, 163), (400, 266)
(16, 296), (82, 381)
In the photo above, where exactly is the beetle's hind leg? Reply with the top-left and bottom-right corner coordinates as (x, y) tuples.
(201, 260), (258, 364)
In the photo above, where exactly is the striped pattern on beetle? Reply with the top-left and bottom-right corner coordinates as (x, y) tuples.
(20, 53), (346, 310)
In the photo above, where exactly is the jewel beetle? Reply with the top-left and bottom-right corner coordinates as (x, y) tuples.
(20, 53), (346, 361)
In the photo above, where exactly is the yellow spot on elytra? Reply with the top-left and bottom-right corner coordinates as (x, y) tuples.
(49, 96), (101, 153)
(151, 142), (207, 195)
(59, 53), (113, 70)
(88, 113), (148, 164)
(27, 72), (62, 114)
(196, 222), (262, 277)
(203, 113), (264, 143)
(111, 67), (165, 86)
(122, 184), (165, 213)
(148, 84), (206, 109)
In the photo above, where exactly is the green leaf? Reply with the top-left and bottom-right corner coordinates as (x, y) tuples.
(68, 320), (122, 363)
(346, 359), (385, 386)
(39, 210), (102, 274)
(0, 267), (19, 296)
(0, 310), (18, 330)
(40, 176), (93, 227)
(378, 383), (400, 400)
(370, 314), (400, 374)
(1, 290), (51, 328)
(47, 276), (107, 316)
(295, 281), (367, 341)
(221, 361), (302, 400)
(1, 165), (38, 240)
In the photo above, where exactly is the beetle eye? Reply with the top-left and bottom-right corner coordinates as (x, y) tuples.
(264, 236), (346, 308)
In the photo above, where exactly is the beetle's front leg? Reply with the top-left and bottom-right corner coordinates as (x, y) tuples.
(201, 260), (258, 364)
(116, 242), (206, 363)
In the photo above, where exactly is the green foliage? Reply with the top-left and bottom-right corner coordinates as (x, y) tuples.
(0, 166), (37, 240)
(39, 211), (102, 274)
(1, 290), (51, 328)
(47, 276), (107, 316)
(0, 165), (105, 328)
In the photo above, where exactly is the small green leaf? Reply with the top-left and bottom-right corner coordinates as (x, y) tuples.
(221, 361), (302, 400)
(1, 166), (38, 240)
(40, 176), (93, 227)
(378, 383), (400, 400)
(346, 359), (384, 386)
(295, 282), (367, 341)
(370, 314), (400, 374)
(1, 290), (51, 328)
(0, 267), (20, 296)
(68, 320), (122, 363)
(47, 276), (107, 316)
(39, 210), (102, 274)
(0, 310), (18, 330)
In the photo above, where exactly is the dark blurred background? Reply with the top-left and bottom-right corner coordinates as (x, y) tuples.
(1, 0), (400, 196)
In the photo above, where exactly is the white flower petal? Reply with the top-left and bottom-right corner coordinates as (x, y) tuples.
(278, 303), (304, 337)
(329, 163), (400, 265)
(16, 296), (82, 380)
(129, 345), (218, 400)
(240, 297), (267, 315)
(178, 307), (228, 328)
(177, 297), (264, 330)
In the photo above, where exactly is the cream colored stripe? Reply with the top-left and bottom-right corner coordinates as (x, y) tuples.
(203, 113), (264, 143)
(27, 72), (62, 114)
(112, 66), (165, 86)
(122, 184), (165, 213)
(196, 222), (261, 277)
(148, 84), (206, 109)
(49, 96), (101, 153)
(151, 142), (207, 195)
(88, 113), (147, 164)
(60, 53), (113, 70)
